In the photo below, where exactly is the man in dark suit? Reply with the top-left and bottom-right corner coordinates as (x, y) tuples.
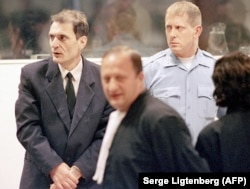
(93, 46), (209, 189)
(15, 9), (113, 189)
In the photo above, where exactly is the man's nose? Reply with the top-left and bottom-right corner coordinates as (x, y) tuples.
(108, 78), (118, 91)
(50, 38), (59, 48)
(169, 29), (177, 37)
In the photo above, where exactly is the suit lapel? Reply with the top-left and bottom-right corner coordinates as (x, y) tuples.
(69, 59), (95, 136)
(45, 59), (71, 131)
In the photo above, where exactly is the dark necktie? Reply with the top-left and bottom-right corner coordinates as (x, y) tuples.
(66, 72), (76, 119)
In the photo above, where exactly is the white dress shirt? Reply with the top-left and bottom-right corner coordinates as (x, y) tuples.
(58, 59), (82, 95)
(93, 110), (126, 184)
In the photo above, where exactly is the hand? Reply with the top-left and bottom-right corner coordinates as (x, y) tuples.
(50, 184), (56, 189)
(50, 163), (79, 189)
(70, 166), (83, 180)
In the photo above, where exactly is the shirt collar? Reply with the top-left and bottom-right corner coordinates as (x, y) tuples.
(164, 48), (213, 68)
(58, 59), (83, 81)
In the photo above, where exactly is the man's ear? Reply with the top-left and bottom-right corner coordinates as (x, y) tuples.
(138, 71), (144, 81)
(79, 36), (88, 49)
(194, 25), (202, 38)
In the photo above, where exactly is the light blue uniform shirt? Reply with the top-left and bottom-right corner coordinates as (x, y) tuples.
(143, 48), (218, 145)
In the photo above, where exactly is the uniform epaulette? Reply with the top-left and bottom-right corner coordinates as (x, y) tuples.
(201, 50), (216, 60)
(143, 49), (167, 67)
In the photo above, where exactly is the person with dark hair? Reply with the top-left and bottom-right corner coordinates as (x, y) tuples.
(194, 0), (250, 52)
(86, 4), (153, 57)
(8, 9), (49, 58)
(15, 9), (113, 189)
(196, 51), (250, 172)
(93, 45), (209, 189)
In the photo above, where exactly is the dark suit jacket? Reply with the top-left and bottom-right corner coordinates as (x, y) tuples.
(196, 111), (250, 172)
(103, 91), (209, 189)
(15, 57), (113, 188)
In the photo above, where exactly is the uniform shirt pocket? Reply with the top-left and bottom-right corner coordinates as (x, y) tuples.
(197, 86), (217, 118)
(150, 87), (181, 111)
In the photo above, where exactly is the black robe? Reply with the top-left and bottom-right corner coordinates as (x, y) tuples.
(196, 111), (250, 172)
(103, 91), (209, 189)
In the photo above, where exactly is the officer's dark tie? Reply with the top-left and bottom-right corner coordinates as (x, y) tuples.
(66, 72), (76, 119)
